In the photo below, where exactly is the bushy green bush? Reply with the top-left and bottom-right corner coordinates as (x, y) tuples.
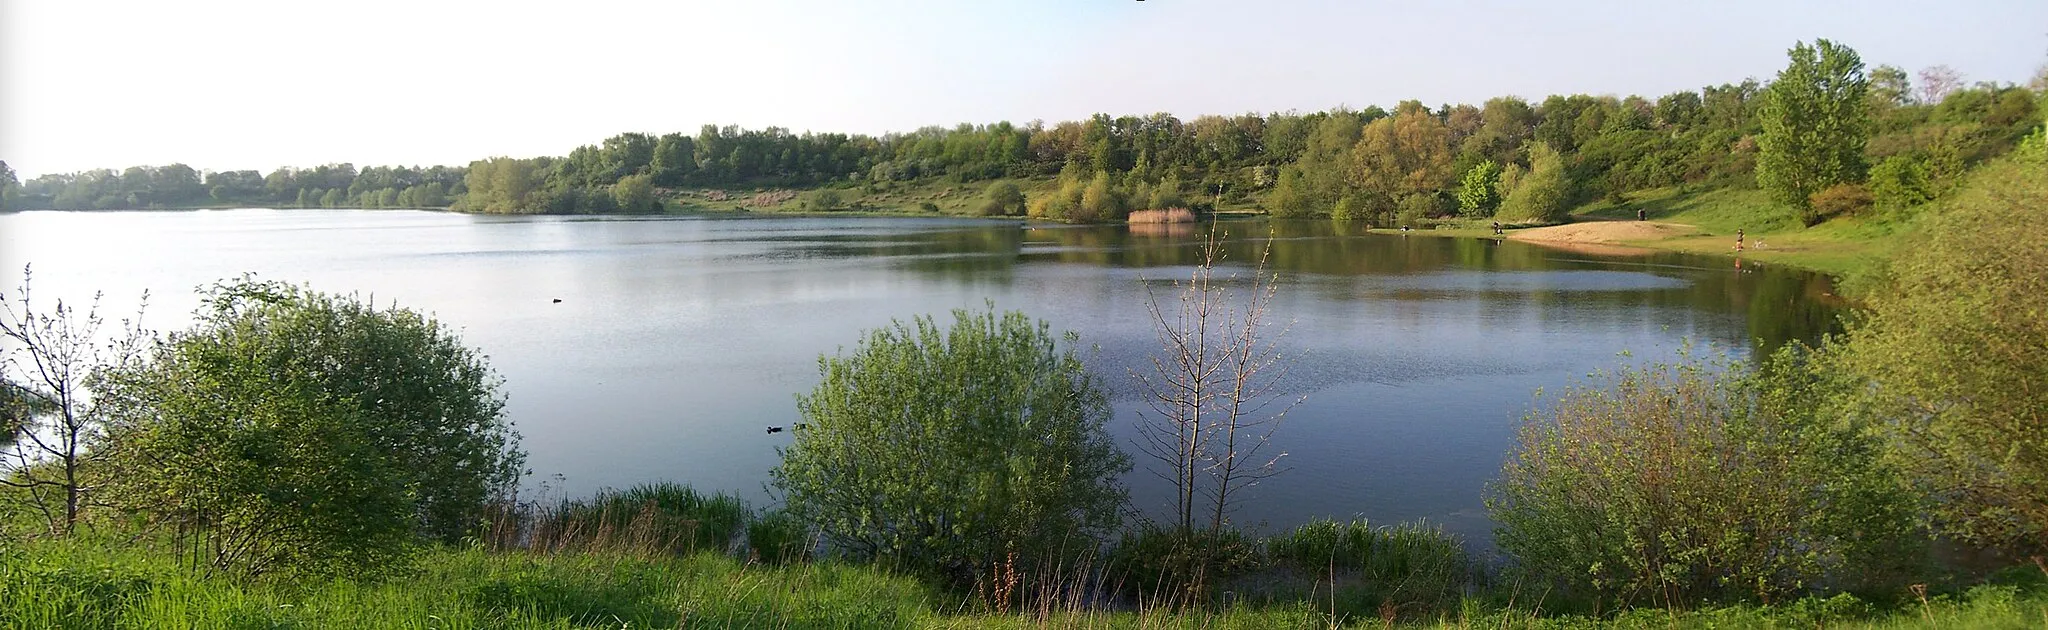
(800, 188), (843, 211)
(1845, 155), (2048, 555)
(1488, 345), (1920, 608)
(98, 279), (525, 577)
(1073, 172), (1126, 223)
(977, 180), (1025, 216)
(1808, 183), (1873, 218)
(771, 306), (1129, 589)
(611, 173), (657, 212)
(1495, 143), (1571, 223)
(1868, 154), (1935, 213)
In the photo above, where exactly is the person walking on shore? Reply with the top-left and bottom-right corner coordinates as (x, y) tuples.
(1735, 228), (1745, 251)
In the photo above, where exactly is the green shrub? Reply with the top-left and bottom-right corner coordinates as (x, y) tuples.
(771, 306), (1129, 589)
(1488, 345), (1921, 608)
(801, 188), (843, 211)
(97, 279), (525, 577)
(978, 180), (1025, 216)
(1495, 142), (1571, 223)
(1073, 171), (1126, 223)
(611, 173), (657, 212)
(1844, 156), (2048, 555)
(1808, 182), (1873, 218)
(1868, 154), (1935, 213)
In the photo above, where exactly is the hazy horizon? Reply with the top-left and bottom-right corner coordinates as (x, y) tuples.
(4, 0), (2044, 178)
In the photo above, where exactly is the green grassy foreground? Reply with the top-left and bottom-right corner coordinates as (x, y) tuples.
(8, 536), (2047, 629)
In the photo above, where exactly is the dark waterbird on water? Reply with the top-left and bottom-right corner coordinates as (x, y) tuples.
(766, 426), (784, 434)
(552, 298), (562, 303)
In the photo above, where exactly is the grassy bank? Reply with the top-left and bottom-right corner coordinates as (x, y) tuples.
(1571, 186), (1909, 277)
(7, 535), (2047, 629)
(1362, 186), (1908, 281)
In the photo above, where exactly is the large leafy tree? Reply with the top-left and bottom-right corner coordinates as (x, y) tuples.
(99, 279), (525, 576)
(1756, 39), (1870, 225)
(1350, 104), (1454, 203)
(771, 306), (1128, 588)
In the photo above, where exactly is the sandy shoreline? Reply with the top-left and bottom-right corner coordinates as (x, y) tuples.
(1507, 220), (1706, 245)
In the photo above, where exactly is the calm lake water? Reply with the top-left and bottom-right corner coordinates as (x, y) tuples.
(0, 209), (1841, 546)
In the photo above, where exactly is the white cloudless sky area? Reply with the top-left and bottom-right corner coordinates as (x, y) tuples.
(3, 0), (2044, 177)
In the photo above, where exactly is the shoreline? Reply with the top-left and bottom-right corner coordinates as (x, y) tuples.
(6, 204), (1879, 279)
(1372, 219), (1879, 279)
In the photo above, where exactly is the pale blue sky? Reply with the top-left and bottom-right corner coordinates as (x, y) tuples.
(3, 0), (2043, 177)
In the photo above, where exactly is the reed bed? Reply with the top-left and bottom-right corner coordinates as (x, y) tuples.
(1126, 208), (1197, 224)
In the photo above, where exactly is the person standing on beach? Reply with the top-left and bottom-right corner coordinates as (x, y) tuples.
(1736, 229), (1745, 251)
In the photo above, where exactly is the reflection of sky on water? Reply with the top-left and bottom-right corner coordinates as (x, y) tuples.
(0, 210), (1837, 550)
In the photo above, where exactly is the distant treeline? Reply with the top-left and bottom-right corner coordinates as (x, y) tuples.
(0, 55), (2038, 222)
(0, 162), (467, 212)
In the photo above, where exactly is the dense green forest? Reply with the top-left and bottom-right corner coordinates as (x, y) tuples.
(3, 42), (2039, 229)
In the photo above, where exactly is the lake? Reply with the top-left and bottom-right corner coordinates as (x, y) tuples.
(0, 209), (1841, 546)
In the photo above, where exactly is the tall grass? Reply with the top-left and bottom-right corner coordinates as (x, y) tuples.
(1258, 519), (1472, 624)
(747, 507), (816, 564)
(0, 536), (936, 630)
(6, 533), (2048, 628)
(490, 482), (750, 557)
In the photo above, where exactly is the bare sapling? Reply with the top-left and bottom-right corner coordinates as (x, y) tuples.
(1134, 229), (1299, 534)
(0, 265), (149, 535)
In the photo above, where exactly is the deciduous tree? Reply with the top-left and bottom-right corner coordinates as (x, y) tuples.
(1757, 39), (1870, 225)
